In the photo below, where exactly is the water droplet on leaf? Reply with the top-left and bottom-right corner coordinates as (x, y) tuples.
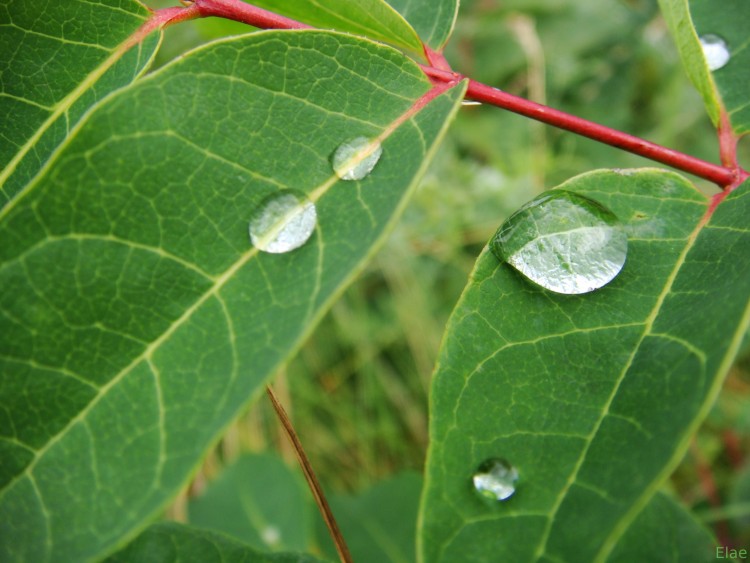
(249, 191), (316, 254)
(261, 525), (281, 546)
(331, 136), (382, 181)
(699, 34), (730, 71)
(491, 190), (628, 294)
(473, 458), (519, 501)
(461, 100), (482, 106)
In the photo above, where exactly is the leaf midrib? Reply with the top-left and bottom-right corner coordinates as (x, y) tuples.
(532, 206), (712, 562)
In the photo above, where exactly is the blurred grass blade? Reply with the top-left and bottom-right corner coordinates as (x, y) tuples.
(658, 0), (750, 133)
(249, 0), (424, 55)
(0, 30), (466, 562)
(105, 522), (326, 563)
(419, 170), (750, 562)
(385, 0), (459, 51)
(0, 0), (160, 209)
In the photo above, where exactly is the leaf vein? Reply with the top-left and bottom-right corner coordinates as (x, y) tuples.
(534, 218), (705, 562)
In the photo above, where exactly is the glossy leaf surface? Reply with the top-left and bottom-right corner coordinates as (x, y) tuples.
(419, 170), (750, 562)
(385, 0), (459, 51)
(0, 0), (160, 208)
(106, 522), (324, 563)
(0, 30), (465, 562)
(250, 0), (423, 55)
(658, 0), (750, 133)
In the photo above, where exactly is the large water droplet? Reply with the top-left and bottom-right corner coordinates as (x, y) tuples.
(331, 136), (383, 181)
(491, 190), (628, 294)
(249, 190), (316, 254)
(473, 458), (519, 501)
(699, 34), (730, 71)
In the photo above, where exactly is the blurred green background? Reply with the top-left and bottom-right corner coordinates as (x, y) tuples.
(145, 0), (750, 555)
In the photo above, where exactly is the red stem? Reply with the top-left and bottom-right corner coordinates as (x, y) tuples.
(466, 80), (741, 188)
(156, 0), (747, 189)
(192, 0), (311, 30)
(423, 66), (742, 188)
(130, 4), (201, 47)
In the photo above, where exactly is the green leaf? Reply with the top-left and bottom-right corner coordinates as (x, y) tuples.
(609, 492), (716, 563)
(249, 0), (424, 55)
(0, 30), (465, 562)
(385, 0), (459, 51)
(316, 472), (422, 563)
(105, 522), (325, 563)
(419, 170), (750, 562)
(0, 0), (161, 209)
(188, 453), (314, 552)
(658, 0), (750, 133)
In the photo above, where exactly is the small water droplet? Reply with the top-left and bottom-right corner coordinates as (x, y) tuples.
(249, 190), (316, 254)
(461, 100), (482, 106)
(473, 458), (518, 501)
(331, 136), (383, 181)
(699, 34), (730, 71)
(261, 525), (281, 546)
(491, 190), (628, 294)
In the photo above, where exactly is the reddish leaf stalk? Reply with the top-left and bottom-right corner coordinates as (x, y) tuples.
(424, 45), (452, 72)
(718, 110), (742, 171)
(134, 3), (201, 45)
(156, 0), (747, 189)
(191, 0), (311, 30)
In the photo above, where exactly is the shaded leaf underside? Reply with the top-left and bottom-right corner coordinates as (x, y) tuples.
(250, 0), (423, 55)
(385, 0), (459, 51)
(658, 0), (750, 133)
(0, 29), (465, 562)
(689, 0), (750, 134)
(419, 170), (750, 562)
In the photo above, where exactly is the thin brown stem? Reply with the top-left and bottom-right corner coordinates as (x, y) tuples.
(266, 386), (353, 563)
